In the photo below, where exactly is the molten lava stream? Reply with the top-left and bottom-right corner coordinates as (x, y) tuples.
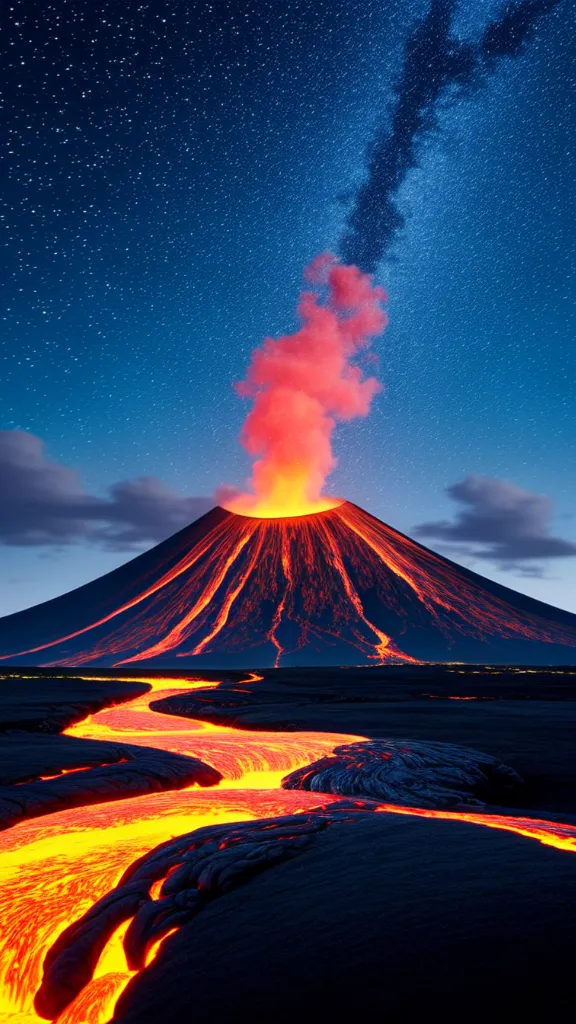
(2, 676), (576, 1024)
(63, 675), (365, 791)
(0, 677), (363, 1023)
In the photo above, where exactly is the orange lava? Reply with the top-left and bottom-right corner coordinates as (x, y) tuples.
(1, 673), (576, 1023)
(373, 803), (576, 854)
(63, 674), (364, 791)
(222, 486), (343, 519)
(0, 676), (363, 1022)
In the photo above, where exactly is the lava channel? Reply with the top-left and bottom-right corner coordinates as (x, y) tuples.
(2, 675), (576, 1023)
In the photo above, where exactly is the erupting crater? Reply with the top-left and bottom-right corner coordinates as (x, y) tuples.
(221, 493), (344, 519)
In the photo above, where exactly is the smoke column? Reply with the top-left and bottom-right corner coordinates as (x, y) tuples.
(340, 0), (563, 273)
(223, 1), (560, 518)
(223, 254), (387, 518)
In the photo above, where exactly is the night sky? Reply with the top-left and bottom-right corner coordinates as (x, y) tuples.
(1, 0), (575, 616)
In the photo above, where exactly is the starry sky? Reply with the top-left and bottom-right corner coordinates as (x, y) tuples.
(1, 0), (575, 616)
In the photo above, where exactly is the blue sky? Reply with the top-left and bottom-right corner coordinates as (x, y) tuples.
(1, 0), (575, 616)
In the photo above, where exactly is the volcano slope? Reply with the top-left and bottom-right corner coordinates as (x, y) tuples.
(1, 501), (576, 668)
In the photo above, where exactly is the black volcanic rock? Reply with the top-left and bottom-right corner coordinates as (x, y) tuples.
(0, 732), (137, 786)
(282, 738), (523, 808)
(34, 804), (368, 1019)
(154, 666), (576, 813)
(0, 675), (148, 731)
(111, 813), (576, 1023)
(1, 502), (576, 667)
(0, 675), (221, 829)
(0, 744), (221, 831)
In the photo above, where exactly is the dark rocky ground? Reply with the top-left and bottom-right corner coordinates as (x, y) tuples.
(0, 673), (219, 828)
(113, 813), (576, 1023)
(0, 673), (148, 733)
(2, 665), (576, 1021)
(122, 664), (576, 1021)
(155, 664), (576, 813)
(0, 674), (148, 783)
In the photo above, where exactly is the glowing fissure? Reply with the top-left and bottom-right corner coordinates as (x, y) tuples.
(3, 503), (576, 669)
(2, 674), (576, 1023)
(336, 503), (449, 618)
(116, 522), (258, 665)
(0, 515), (247, 663)
(336, 503), (574, 645)
(22, 760), (129, 784)
(318, 516), (418, 664)
(189, 529), (266, 657)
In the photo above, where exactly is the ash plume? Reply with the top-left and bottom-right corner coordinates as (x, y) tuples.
(339, 0), (562, 273)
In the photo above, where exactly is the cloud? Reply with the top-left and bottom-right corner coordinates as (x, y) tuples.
(94, 477), (215, 549)
(414, 475), (576, 565)
(0, 431), (213, 548)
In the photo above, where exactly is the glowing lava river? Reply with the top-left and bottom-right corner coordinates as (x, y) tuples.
(2, 674), (576, 1024)
(0, 675), (368, 1023)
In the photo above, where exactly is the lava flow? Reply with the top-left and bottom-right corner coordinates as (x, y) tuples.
(0, 675), (364, 1023)
(3, 675), (576, 1024)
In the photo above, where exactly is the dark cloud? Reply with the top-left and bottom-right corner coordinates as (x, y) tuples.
(339, 0), (562, 272)
(93, 477), (215, 549)
(0, 431), (213, 548)
(415, 475), (576, 565)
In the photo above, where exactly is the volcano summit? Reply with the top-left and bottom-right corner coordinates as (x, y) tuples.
(1, 502), (575, 668)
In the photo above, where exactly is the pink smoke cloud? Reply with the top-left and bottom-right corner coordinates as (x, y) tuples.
(223, 253), (388, 517)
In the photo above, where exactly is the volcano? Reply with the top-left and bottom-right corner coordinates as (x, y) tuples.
(1, 501), (576, 668)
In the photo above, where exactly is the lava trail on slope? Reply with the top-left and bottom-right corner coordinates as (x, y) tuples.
(1, 502), (576, 667)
